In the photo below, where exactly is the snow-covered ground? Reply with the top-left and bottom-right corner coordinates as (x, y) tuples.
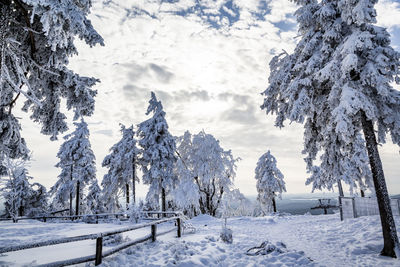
(0, 214), (399, 266)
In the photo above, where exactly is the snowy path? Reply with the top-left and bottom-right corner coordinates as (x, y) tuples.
(1, 214), (400, 266)
(97, 214), (400, 267)
(262, 215), (398, 266)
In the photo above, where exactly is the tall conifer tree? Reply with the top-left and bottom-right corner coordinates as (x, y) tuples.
(137, 92), (177, 212)
(51, 119), (96, 216)
(262, 0), (400, 257)
(101, 124), (139, 211)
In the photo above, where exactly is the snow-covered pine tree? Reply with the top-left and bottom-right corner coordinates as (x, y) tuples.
(101, 124), (139, 212)
(175, 130), (239, 216)
(262, 0), (400, 257)
(137, 92), (177, 212)
(0, 158), (32, 218)
(50, 119), (96, 216)
(84, 180), (103, 214)
(25, 182), (48, 217)
(0, 1), (103, 174)
(255, 151), (286, 214)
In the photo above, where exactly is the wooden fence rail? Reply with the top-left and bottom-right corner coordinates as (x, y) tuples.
(0, 211), (182, 223)
(0, 215), (182, 266)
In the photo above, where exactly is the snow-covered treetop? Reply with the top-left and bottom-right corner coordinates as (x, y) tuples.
(146, 91), (164, 116)
(56, 119), (96, 176)
(137, 92), (177, 190)
(262, 0), (398, 192)
(51, 119), (96, 205)
(102, 124), (139, 191)
(255, 150), (286, 197)
(0, 0), (103, 165)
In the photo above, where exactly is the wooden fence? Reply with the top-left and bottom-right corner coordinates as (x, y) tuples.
(0, 213), (182, 266)
(0, 210), (181, 223)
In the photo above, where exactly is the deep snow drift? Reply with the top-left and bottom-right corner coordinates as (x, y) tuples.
(0, 214), (399, 266)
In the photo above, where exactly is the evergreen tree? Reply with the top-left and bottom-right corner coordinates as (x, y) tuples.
(0, 1), (103, 173)
(255, 151), (286, 214)
(50, 119), (96, 216)
(137, 92), (177, 212)
(0, 157), (32, 218)
(84, 180), (103, 214)
(101, 124), (139, 212)
(25, 182), (48, 217)
(262, 0), (400, 257)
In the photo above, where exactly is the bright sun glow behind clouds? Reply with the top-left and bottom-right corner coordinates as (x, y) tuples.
(19, 0), (400, 199)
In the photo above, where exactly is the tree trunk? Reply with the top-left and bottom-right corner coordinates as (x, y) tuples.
(126, 183), (130, 210)
(338, 179), (344, 221)
(70, 165), (73, 216)
(360, 189), (365, 198)
(161, 187), (166, 217)
(69, 192), (73, 216)
(361, 111), (399, 258)
(337, 179), (344, 197)
(132, 165), (136, 204)
(75, 181), (80, 216)
(18, 205), (23, 217)
(272, 196), (277, 213)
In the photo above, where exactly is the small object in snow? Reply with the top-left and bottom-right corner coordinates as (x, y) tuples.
(103, 234), (126, 246)
(246, 241), (286, 256)
(220, 227), (233, 244)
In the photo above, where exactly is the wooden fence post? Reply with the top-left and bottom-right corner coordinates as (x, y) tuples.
(352, 197), (357, 218)
(95, 237), (103, 266)
(151, 224), (157, 242)
(177, 218), (182, 238)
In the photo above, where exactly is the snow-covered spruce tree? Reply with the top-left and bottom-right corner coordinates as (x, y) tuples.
(137, 92), (177, 212)
(25, 182), (48, 217)
(0, 1), (103, 174)
(175, 130), (239, 216)
(255, 151), (286, 214)
(262, 0), (400, 257)
(84, 180), (103, 214)
(0, 157), (32, 218)
(101, 124), (139, 212)
(50, 119), (96, 216)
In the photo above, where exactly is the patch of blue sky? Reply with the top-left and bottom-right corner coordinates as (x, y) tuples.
(251, 1), (297, 33)
(272, 20), (297, 33)
(390, 27), (400, 49)
(250, 0), (270, 21)
(162, 0), (240, 28)
(124, 6), (158, 20)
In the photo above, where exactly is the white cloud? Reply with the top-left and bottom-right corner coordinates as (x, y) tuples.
(376, 0), (400, 31)
(19, 0), (400, 198)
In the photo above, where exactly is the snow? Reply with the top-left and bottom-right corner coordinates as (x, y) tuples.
(1, 214), (399, 266)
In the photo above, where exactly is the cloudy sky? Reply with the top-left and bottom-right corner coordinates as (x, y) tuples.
(16, 0), (400, 198)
